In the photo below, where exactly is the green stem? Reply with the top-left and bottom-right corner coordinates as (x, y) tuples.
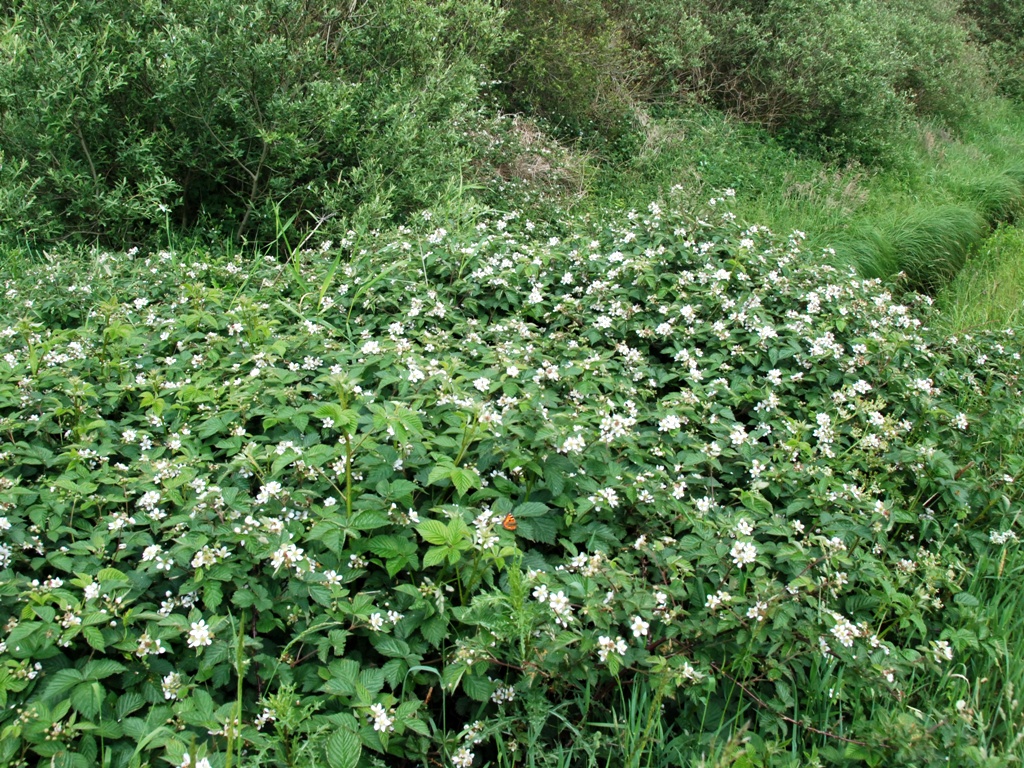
(345, 430), (353, 521)
(453, 415), (479, 467)
(225, 610), (245, 768)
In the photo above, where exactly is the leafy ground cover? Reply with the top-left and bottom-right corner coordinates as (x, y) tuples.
(1, 196), (1023, 767)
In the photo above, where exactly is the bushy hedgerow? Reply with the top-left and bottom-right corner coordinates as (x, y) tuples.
(688, 0), (988, 162)
(0, 198), (1022, 767)
(962, 0), (1024, 102)
(0, 0), (505, 246)
(495, 0), (991, 165)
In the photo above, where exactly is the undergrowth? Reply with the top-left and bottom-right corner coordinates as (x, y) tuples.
(1, 195), (1022, 767)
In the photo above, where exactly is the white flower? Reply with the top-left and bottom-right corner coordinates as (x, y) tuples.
(161, 672), (182, 700)
(829, 613), (858, 647)
(186, 620), (214, 648)
(473, 377), (490, 393)
(630, 615), (649, 638)
(931, 639), (954, 664)
(452, 747), (475, 768)
(730, 540), (757, 568)
(658, 414), (681, 432)
(548, 591), (574, 627)
(746, 601), (768, 622)
(369, 702), (394, 732)
(560, 435), (586, 454)
(270, 542), (305, 571)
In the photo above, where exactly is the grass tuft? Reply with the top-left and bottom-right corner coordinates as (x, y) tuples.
(953, 170), (1024, 225)
(837, 205), (988, 294)
(937, 224), (1024, 332)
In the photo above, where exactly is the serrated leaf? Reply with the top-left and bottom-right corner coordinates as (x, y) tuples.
(115, 691), (146, 720)
(395, 408), (423, 434)
(740, 490), (773, 517)
(953, 592), (980, 607)
(368, 535), (415, 560)
(97, 567), (130, 583)
(461, 674), (493, 702)
(359, 667), (385, 694)
(314, 403), (346, 424)
(416, 520), (449, 546)
(518, 515), (558, 544)
(423, 546), (448, 567)
(204, 582), (223, 612)
(326, 728), (361, 768)
(427, 464), (453, 486)
(420, 615), (447, 647)
(441, 663), (465, 692)
(82, 626), (106, 651)
(450, 467), (479, 497)
(44, 669), (85, 701)
(82, 659), (126, 681)
(71, 681), (103, 720)
(373, 635), (411, 658)
(513, 501), (548, 518)
(350, 510), (390, 531)
(404, 717), (431, 736)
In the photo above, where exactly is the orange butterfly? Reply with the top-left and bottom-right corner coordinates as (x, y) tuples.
(501, 512), (518, 531)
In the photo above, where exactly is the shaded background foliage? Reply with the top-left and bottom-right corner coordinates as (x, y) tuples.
(0, 0), (1023, 246)
(0, 0), (504, 244)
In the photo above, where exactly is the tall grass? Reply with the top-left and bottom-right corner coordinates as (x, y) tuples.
(936, 225), (1024, 333)
(948, 542), (1024, 763)
(837, 205), (988, 293)
(586, 98), (1024, 298)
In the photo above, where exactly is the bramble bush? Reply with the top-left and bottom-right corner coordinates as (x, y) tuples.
(1, 193), (1022, 767)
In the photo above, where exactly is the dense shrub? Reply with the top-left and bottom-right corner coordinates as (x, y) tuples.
(688, 0), (988, 162)
(0, 0), (505, 246)
(962, 0), (1024, 102)
(0, 197), (1022, 766)
(492, 0), (641, 150)
(494, 0), (991, 165)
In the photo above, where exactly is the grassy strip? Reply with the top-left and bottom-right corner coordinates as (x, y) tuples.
(578, 99), (1024, 313)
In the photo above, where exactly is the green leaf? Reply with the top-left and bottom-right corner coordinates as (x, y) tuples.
(82, 626), (106, 651)
(416, 520), (449, 546)
(423, 546), (448, 568)
(115, 691), (146, 720)
(325, 728), (361, 768)
(373, 635), (412, 659)
(461, 674), (493, 702)
(518, 515), (558, 544)
(368, 535), (416, 560)
(203, 582), (223, 612)
(44, 669), (85, 701)
(420, 615), (447, 647)
(82, 659), (126, 681)
(70, 681), (103, 720)
(349, 510), (390, 531)
(740, 490), (773, 517)
(427, 464), (453, 486)
(450, 467), (480, 497)
(953, 592), (980, 607)
(513, 501), (548, 518)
